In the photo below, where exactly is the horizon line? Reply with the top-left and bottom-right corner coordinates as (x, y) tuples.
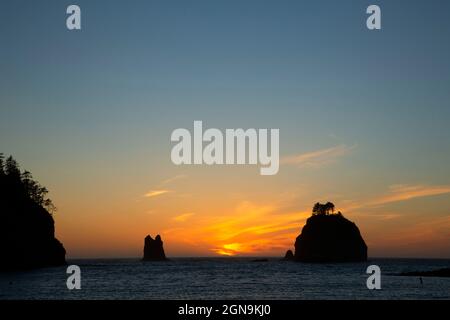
(65, 255), (450, 260)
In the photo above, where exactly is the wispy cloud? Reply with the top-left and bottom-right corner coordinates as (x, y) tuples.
(282, 144), (356, 168)
(343, 184), (450, 213)
(144, 190), (170, 198)
(369, 184), (450, 207)
(173, 212), (195, 222)
(162, 174), (187, 185)
(143, 176), (187, 199)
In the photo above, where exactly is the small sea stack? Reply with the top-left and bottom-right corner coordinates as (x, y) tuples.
(283, 250), (294, 261)
(143, 234), (167, 261)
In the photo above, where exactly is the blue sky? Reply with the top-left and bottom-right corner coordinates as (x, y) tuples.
(2, 0), (450, 161)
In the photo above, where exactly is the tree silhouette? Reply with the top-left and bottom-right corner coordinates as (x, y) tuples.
(0, 153), (4, 176)
(5, 155), (20, 177)
(312, 202), (336, 215)
(325, 202), (335, 214)
(0, 154), (55, 213)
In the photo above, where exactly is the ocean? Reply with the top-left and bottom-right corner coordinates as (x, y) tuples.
(1, 258), (449, 299)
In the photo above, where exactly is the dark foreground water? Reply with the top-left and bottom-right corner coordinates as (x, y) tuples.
(1, 258), (449, 299)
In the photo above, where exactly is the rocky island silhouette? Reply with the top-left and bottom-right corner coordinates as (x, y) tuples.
(143, 234), (168, 261)
(0, 154), (66, 271)
(290, 202), (367, 262)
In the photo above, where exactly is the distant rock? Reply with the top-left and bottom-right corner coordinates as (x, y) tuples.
(0, 155), (66, 271)
(397, 268), (450, 278)
(143, 234), (167, 261)
(283, 250), (294, 261)
(294, 203), (367, 262)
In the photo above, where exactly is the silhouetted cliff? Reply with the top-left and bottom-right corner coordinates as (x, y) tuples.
(143, 234), (167, 261)
(0, 154), (66, 271)
(294, 203), (367, 262)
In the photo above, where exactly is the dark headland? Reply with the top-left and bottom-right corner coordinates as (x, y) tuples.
(288, 202), (367, 263)
(0, 154), (66, 271)
(143, 234), (168, 261)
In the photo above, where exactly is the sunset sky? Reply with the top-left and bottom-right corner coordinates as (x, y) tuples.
(1, 0), (450, 258)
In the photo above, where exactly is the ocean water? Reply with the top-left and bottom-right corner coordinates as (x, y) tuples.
(1, 258), (449, 299)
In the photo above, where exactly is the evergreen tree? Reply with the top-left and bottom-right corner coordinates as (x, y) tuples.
(1, 154), (55, 213)
(5, 155), (21, 178)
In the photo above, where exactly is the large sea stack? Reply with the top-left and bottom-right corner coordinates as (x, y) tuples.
(0, 155), (66, 271)
(294, 202), (367, 262)
(143, 234), (167, 261)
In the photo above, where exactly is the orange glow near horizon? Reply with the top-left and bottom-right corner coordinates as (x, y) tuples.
(52, 166), (450, 259)
(213, 244), (242, 256)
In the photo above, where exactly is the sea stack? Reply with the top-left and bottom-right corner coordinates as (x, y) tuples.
(294, 202), (367, 262)
(283, 250), (294, 261)
(143, 234), (167, 261)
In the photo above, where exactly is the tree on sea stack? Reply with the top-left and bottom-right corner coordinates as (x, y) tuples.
(294, 202), (367, 262)
(312, 202), (335, 216)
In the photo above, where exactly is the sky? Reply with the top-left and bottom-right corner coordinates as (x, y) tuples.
(1, 0), (450, 258)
